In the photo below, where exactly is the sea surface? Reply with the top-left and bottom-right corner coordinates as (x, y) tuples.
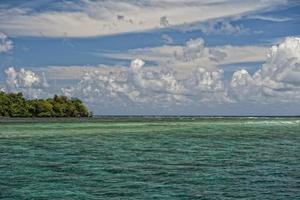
(0, 117), (299, 199)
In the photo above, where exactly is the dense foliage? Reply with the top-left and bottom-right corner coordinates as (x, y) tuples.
(0, 92), (92, 117)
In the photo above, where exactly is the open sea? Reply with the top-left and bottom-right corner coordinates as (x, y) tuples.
(0, 117), (299, 199)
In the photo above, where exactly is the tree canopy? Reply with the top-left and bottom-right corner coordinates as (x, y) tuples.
(0, 92), (92, 118)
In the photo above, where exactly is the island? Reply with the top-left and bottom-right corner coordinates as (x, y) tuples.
(0, 92), (92, 117)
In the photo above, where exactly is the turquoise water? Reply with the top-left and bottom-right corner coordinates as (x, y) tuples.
(0, 118), (299, 199)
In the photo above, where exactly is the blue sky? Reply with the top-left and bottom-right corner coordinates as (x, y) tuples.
(0, 0), (300, 115)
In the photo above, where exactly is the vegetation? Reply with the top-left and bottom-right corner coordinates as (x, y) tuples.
(0, 92), (92, 118)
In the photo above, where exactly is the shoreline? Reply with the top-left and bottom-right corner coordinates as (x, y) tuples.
(1, 115), (299, 123)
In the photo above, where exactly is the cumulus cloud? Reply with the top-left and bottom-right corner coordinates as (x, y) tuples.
(5, 67), (41, 88)
(60, 38), (232, 108)
(230, 37), (300, 102)
(230, 69), (261, 101)
(0, 32), (13, 53)
(56, 36), (300, 108)
(2, 36), (299, 113)
(182, 38), (207, 61)
(129, 59), (186, 103)
(63, 58), (187, 108)
(62, 69), (134, 106)
(184, 67), (230, 103)
(4, 67), (48, 98)
(0, 0), (286, 37)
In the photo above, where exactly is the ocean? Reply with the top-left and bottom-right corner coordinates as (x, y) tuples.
(0, 117), (299, 199)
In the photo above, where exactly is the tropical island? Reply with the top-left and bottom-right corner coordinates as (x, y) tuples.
(0, 91), (92, 117)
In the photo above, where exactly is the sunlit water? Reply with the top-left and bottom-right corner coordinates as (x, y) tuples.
(0, 118), (299, 199)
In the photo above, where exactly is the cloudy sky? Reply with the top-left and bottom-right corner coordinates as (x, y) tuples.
(0, 0), (300, 115)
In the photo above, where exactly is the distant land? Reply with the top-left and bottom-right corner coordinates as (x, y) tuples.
(0, 92), (92, 118)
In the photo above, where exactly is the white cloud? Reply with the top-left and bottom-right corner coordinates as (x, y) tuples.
(4, 67), (48, 98)
(0, 0), (286, 37)
(99, 39), (269, 76)
(63, 58), (187, 108)
(0, 32), (13, 53)
(184, 67), (230, 103)
(230, 69), (261, 101)
(248, 15), (292, 22)
(53, 36), (300, 107)
(5, 67), (18, 89)
(129, 59), (186, 103)
(25, 37), (265, 109)
(3, 36), (299, 113)
(61, 39), (233, 108)
(230, 37), (300, 102)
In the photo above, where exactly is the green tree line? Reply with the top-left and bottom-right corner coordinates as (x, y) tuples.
(0, 92), (92, 117)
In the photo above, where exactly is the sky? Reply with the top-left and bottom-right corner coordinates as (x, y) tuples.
(0, 0), (300, 115)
